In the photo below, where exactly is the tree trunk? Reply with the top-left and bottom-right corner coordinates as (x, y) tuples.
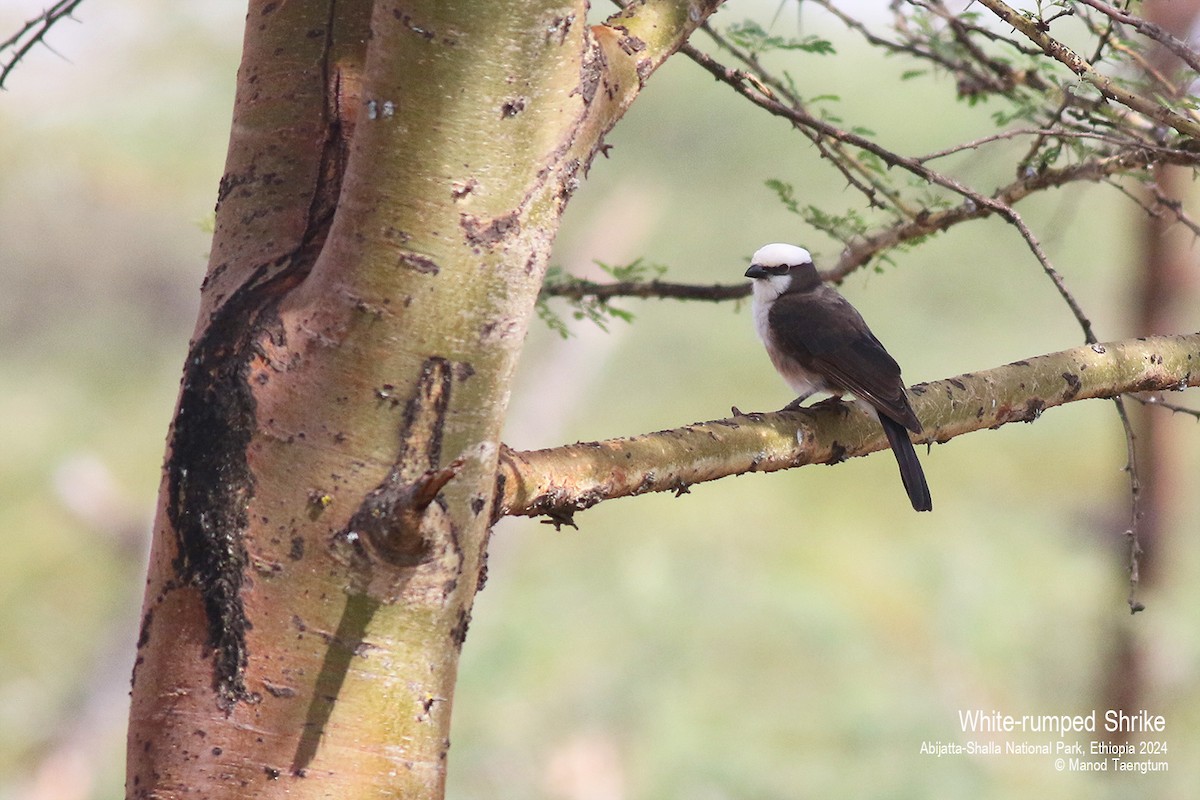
(1105, 0), (1200, 730)
(126, 1), (720, 798)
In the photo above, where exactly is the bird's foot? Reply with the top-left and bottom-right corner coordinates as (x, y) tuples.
(811, 395), (852, 416)
(780, 391), (819, 413)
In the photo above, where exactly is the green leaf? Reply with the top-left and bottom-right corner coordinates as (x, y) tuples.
(725, 20), (836, 55)
(765, 179), (801, 215)
(536, 260), (665, 336)
(801, 204), (868, 242)
(536, 297), (572, 339)
(596, 257), (666, 283)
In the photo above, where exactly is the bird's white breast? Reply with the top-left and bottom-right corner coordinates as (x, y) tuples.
(750, 274), (824, 397)
(749, 273), (790, 345)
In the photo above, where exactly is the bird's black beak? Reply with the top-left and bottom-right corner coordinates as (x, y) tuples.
(745, 264), (767, 279)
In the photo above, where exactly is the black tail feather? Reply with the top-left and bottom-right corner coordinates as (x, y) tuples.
(879, 415), (932, 512)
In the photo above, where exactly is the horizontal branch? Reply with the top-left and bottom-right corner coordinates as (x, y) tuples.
(541, 278), (748, 302)
(495, 332), (1200, 520)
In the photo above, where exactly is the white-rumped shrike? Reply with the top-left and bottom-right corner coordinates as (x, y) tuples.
(745, 243), (932, 511)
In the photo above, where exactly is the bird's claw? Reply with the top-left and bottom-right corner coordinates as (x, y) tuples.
(812, 396), (851, 416)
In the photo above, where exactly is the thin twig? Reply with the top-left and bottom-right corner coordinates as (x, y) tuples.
(693, 23), (916, 219)
(1124, 391), (1200, 420)
(1006, 211), (1099, 343)
(1110, 395), (1145, 613)
(682, 42), (991, 205)
(899, 0), (1045, 57)
(814, 0), (1005, 94)
(1076, 0), (1200, 76)
(0, 0), (86, 90)
(682, 29), (1198, 342)
(916, 126), (1162, 163)
(1106, 177), (1200, 239)
(1146, 184), (1200, 239)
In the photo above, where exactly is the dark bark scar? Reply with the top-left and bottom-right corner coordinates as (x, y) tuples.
(156, 26), (351, 711)
(461, 210), (521, 249)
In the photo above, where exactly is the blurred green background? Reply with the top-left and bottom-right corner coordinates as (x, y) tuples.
(2, 2), (1197, 799)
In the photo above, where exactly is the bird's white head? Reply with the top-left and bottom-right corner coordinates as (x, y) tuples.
(745, 243), (815, 301)
(751, 243), (812, 268)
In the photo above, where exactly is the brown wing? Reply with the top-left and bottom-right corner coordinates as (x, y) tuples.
(768, 287), (922, 433)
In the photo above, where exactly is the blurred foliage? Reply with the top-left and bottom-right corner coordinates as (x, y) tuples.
(2, 1), (1199, 799)
(724, 19), (837, 56)
(537, 259), (666, 338)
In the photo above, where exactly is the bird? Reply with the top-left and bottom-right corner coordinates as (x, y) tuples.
(744, 243), (932, 511)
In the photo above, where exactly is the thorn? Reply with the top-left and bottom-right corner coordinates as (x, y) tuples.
(540, 508), (578, 531)
(412, 459), (464, 510)
(732, 405), (766, 421)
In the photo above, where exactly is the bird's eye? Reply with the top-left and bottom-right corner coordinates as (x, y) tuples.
(766, 265), (790, 275)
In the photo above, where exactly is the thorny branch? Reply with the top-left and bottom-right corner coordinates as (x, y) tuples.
(560, 0), (1199, 307)
(571, 1), (1200, 358)
(687, 7), (1200, 275)
(1106, 177), (1200, 238)
(1075, 0), (1200, 77)
(683, 30), (1103, 344)
(1111, 394), (1145, 613)
(0, 0), (85, 90)
(575, 0), (1200, 595)
(1126, 391), (1200, 420)
(975, 0), (1200, 138)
